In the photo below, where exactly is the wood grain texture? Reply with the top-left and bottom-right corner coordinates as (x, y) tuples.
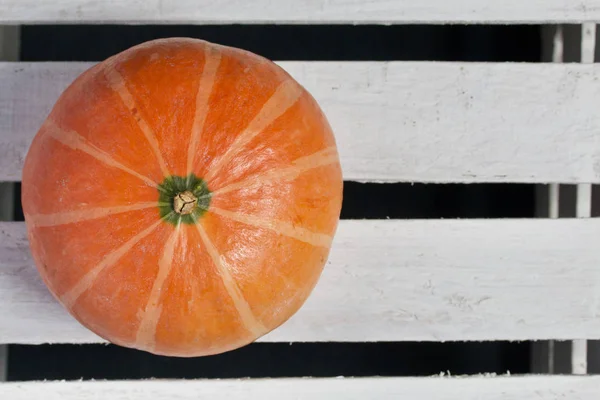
(1, 376), (600, 399)
(2, 0), (600, 24)
(4, 61), (600, 183)
(2, 218), (600, 344)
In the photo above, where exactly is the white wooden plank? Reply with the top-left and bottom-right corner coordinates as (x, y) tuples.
(4, 62), (600, 184)
(573, 340), (588, 373)
(1, 376), (599, 400)
(2, 218), (600, 344)
(572, 22), (596, 376)
(553, 26), (565, 63)
(2, 0), (600, 24)
(549, 184), (560, 219)
(574, 156), (592, 375)
(576, 185), (592, 218)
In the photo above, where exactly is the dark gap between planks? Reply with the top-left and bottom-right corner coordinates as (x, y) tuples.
(8, 341), (530, 381)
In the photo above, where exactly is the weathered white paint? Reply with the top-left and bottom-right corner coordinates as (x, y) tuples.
(2, 0), (600, 24)
(4, 62), (600, 183)
(3, 218), (600, 344)
(1, 376), (600, 399)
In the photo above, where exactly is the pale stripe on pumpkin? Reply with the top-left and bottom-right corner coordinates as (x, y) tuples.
(209, 146), (339, 198)
(104, 65), (171, 178)
(25, 202), (159, 228)
(135, 222), (181, 351)
(209, 207), (333, 248)
(44, 120), (160, 189)
(204, 79), (303, 182)
(194, 222), (267, 337)
(60, 217), (165, 308)
(186, 46), (222, 181)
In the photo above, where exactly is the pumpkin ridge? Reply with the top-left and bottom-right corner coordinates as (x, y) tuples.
(204, 79), (303, 182)
(25, 201), (159, 228)
(194, 222), (267, 337)
(104, 65), (171, 178)
(44, 119), (160, 189)
(136, 224), (181, 351)
(209, 207), (333, 248)
(60, 216), (167, 308)
(186, 46), (222, 182)
(211, 145), (339, 198)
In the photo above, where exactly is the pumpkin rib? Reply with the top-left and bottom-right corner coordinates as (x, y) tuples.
(209, 207), (333, 248)
(43, 119), (160, 189)
(194, 221), (267, 337)
(185, 46), (222, 182)
(104, 64), (171, 178)
(60, 216), (168, 308)
(135, 223), (182, 352)
(25, 201), (160, 228)
(208, 145), (340, 199)
(204, 79), (303, 183)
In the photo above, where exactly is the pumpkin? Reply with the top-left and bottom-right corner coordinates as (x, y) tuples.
(21, 38), (343, 357)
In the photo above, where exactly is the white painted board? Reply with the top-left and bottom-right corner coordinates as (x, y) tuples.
(571, 22), (597, 377)
(3, 61), (600, 184)
(2, 218), (600, 344)
(2, 0), (600, 24)
(1, 376), (600, 400)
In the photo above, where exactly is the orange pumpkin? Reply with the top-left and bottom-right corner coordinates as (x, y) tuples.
(22, 38), (343, 357)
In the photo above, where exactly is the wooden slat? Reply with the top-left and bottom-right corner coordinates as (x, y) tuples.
(1, 376), (600, 399)
(2, 0), (600, 24)
(2, 218), (600, 344)
(3, 62), (600, 184)
(572, 22), (596, 376)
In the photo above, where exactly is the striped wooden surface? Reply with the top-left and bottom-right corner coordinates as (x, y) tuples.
(3, 61), (600, 183)
(2, 376), (599, 399)
(2, 218), (600, 344)
(2, 0), (600, 24)
(0, 24), (19, 383)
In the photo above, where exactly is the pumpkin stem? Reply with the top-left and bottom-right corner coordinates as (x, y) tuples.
(173, 191), (197, 215)
(158, 174), (210, 224)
